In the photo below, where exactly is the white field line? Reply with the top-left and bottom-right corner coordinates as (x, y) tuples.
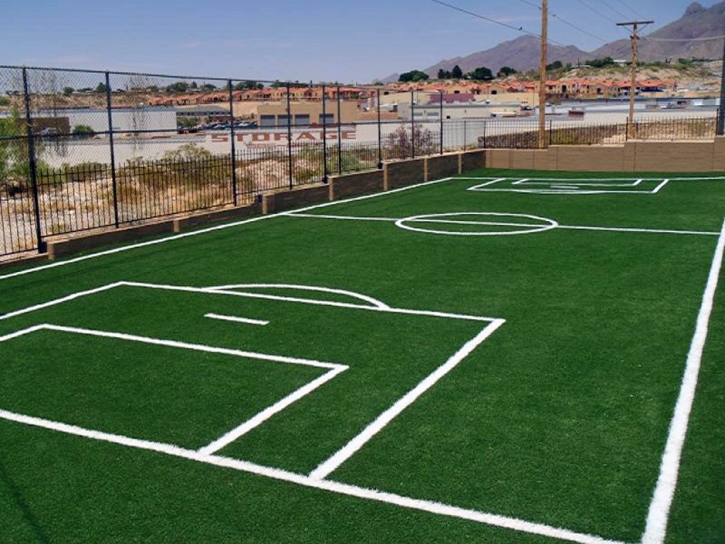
(288, 213), (399, 222)
(197, 364), (348, 456)
(0, 281), (124, 322)
(204, 283), (391, 310)
(558, 225), (720, 237)
(286, 214), (720, 238)
(0, 407), (626, 544)
(25, 323), (345, 371)
(116, 280), (496, 322)
(0, 176), (456, 283)
(651, 179), (670, 194)
(459, 175), (725, 183)
(204, 313), (269, 326)
(308, 318), (506, 480)
(467, 177), (671, 195)
(640, 217), (725, 544)
(0, 324), (48, 342)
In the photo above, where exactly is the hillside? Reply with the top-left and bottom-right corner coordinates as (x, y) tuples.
(422, 1), (724, 77)
(591, 2), (725, 62)
(425, 36), (590, 76)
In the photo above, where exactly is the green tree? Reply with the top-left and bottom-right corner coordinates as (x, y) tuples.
(166, 81), (190, 93)
(587, 57), (615, 68)
(398, 70), (430, 83)
(63, 86), (75, 96)
(497, 66), (518, 78)
(437, 69), (452, 80)
(451, 65), (463, 79)
(162, 142), (213, 161)
(72, 124), (95, 138)
(95, 82), (108, 93)
(466, 66), (494, 81)
(546, 60), (564, 71)
(0, 110), (30, 186)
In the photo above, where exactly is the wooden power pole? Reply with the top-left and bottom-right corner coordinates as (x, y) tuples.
(617, 20), (653, 139)
(538, 0), (548, 149)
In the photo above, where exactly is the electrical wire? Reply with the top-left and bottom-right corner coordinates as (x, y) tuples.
(598, 0), (630, 20)
(518, 0), (608, 43)
(642, 35), (725, 42)
(610, 0), (646, 20)
(430, 0), (566, 46)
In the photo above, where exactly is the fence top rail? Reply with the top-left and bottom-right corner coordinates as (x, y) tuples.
(0, 65), (382, 89)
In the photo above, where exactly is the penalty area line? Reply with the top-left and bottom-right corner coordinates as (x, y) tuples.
(308, 318), (506, 480)
(0, 407), (626, 544)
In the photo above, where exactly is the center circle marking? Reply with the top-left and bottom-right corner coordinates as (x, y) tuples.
(394, 212), (558, 236)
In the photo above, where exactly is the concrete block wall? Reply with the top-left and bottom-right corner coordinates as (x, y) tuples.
(426, 154), (460, 181)
(262, 184), (329, 214)
(487, 138), (725, 173)
(329, 171), (384, 200)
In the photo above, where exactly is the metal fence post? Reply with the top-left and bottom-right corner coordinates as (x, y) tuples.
(22, 68), (45, 253)
(439, 90), (444, 154)
(548, 119), (553, 147)
(322, 85), (328, 182)
(377, 88), (382, 168)
(286, 82), (293, 189)
(105, 72), (119, 227)
(228, 80), (238, 205)
(336, 87), (342, 175)
(410, 90), (415, 159)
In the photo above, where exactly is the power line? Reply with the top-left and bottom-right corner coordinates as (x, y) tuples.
(610, 0), (646, 20)
(518, 0), (608, 43)
(430, 0), (565, 46)
(575, 0), (630, 38)
(598, 0), (630, 20)
(642, 35), (725, 42)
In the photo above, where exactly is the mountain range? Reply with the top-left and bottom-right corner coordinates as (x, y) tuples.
(389, 1), (724, 81)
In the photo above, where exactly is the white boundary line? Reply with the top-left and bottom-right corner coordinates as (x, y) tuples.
(641, 217), (725, 544)
(0, 406), (626, 544)
(0, 176), (456, 283)
(309, 318), (505, 480)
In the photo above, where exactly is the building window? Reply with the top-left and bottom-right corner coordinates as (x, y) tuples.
(318, 113), (334, 125)
(277, 115), (290, 127)
(295, 114), (310, 126)
(259, 115), (275, 128)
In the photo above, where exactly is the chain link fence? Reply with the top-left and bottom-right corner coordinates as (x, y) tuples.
(1, 65), (720, 260)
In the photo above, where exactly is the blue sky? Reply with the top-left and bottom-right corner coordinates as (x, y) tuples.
(1, 0), (719, 83)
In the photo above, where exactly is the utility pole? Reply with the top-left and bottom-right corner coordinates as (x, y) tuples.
(538, 0), (548, 149)
(617, 20), (653, 139)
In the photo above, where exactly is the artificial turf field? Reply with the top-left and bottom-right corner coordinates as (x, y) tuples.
(0, 168), (723, 543)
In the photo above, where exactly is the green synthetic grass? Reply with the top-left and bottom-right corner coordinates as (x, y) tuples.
(0, 168), (724, 543)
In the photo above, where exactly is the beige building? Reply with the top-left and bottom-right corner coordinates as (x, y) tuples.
(252, 100), (360, 127)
